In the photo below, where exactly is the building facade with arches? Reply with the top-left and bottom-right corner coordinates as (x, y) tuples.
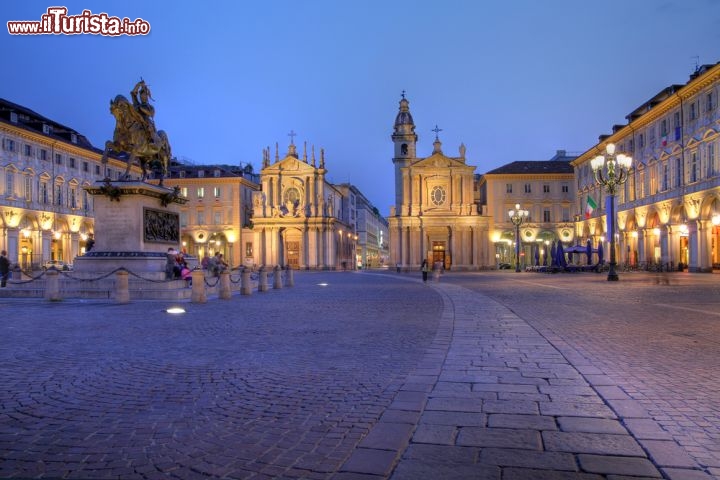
(478, 153), (577, 269)
(574, 62), (720, 272)
(0, 98), (142, 270)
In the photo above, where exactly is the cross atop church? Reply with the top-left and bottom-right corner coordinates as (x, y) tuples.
(401, 90), (406, 99)
(432, 124), (443, 140)
(288, 130), (297, 145)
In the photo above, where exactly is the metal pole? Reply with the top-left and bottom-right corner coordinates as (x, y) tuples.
(515, 223), (521, 272)
(607, 194), (619, 281)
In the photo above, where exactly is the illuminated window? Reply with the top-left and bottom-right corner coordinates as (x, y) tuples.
(197, 187), (205, 199)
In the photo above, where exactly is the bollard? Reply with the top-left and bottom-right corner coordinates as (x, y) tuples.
(241, 268), (252, 295)
(285, 265), (294, 287)
(115, 270), (130, 304)
(191, 269), (206, 303)
(258, 267), (269, 292)
(273, 265), (283, 289)
(219, 271), (231, 299)
(44, 269), (62, 302)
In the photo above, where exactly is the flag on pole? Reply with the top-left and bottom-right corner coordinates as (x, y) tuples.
(661, 133), (668, 147)
(585, 196), (597, 219)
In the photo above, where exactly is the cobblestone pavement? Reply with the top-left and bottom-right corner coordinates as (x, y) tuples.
(0, 273), (441, 479)
(1, 270), (719, 479)
(436, 270), (720, 479)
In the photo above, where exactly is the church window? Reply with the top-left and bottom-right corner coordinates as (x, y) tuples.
(430, 185), (446, 206)
(401, 144), (408, 155)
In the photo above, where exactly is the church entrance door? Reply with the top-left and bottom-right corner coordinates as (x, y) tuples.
(286, 240), (300, 269)
(432, 241), (446, 268)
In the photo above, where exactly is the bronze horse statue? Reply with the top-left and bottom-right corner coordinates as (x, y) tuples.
(102, 94), (171, 184)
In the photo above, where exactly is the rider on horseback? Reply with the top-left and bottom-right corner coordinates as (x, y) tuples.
(130, 79), (156, 145)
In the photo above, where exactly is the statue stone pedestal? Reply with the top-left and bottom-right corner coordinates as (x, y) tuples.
(73, 181), (186, 280)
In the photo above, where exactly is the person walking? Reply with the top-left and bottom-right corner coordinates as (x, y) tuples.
(421, 259), (429, 283)
(0, 250), (10, 287)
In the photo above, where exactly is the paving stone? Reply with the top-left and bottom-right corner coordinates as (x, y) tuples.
(418, 410), (485, 427)
(425, 397), (483, 413)
(661, 467), (715, 479)
(607, 398), (651, 418)
(539, 401), (616, 418)
(486, 414), (557, 431)
(502, 468), (604, 479)
(390, 460), (500, 480)
(543, 431), (645, 456)
(482, 399), (539, 415)
(622, 418), (673, 440)
(340, 448), (398, 476)
(640, 439), (700, 468)
(358, 422), (414, 451)
(478, 447), (577, 471)
(577, 454), (662, 477)
(456, 428), (542, 450)
(411, 424), (456, 445)
(557, 416), (628, 434)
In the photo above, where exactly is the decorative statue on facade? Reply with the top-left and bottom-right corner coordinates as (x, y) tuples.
(102, 79), (171, 183)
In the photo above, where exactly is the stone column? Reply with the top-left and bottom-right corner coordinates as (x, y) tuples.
(660, 226), (670, 268)
(687, 221), (699, 272)
(637, 229), (646, 266)
(696, 220), (712, 272)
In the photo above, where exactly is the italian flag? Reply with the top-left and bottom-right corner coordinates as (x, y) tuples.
(585, 196), (597, 219)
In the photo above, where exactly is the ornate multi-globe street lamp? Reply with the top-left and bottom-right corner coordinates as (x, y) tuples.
(590, 143), (633, 281)
(508, 203), (529, 272)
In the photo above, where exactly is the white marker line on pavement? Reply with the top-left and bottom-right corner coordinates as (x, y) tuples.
(655, 303), (720, 316)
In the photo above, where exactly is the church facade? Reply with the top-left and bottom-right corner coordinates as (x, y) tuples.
(251, 141), (353, 269)
(388, 96), (491, 270)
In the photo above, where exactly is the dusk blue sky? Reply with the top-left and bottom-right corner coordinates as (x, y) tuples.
(3, 1), (719, 214)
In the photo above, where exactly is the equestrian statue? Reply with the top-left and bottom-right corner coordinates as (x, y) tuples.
(102, 79), (171, 184)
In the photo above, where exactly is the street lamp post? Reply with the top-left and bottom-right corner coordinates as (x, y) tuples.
(590, 143), (633, 281)
(508, 203), (529, 273)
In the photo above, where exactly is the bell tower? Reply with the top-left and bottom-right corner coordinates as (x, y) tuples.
(391, 92), (417, 213)
(392, 92), (417, 160)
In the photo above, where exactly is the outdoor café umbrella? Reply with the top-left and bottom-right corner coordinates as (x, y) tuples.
(543, 243), (548, 266)
(597, 240), (604, 265)
(534, 245), (540, 266)
(586, 239), (593, 265)
(550, 241), (556, 266)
